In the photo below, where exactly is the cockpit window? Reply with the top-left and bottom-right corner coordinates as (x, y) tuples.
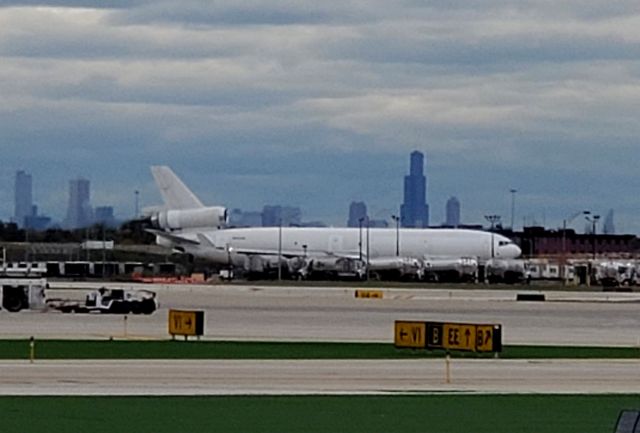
(498, 241), (510, 246)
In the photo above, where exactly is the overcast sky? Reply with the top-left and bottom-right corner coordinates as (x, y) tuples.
(1, 0), (639, 232)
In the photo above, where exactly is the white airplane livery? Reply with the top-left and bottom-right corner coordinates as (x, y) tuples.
(145, 166), (521, 279)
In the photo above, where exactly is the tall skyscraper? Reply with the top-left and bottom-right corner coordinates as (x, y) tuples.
(603, 209), (615, 235)
(347, 201), (368, 227)
(14, 170), (33, 228)
(65, 177), (93, 229)
(400, 151), (429, 228)
(445, 196), (461, 227)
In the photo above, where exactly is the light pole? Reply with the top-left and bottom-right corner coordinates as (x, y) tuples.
(358, 217), (364, 261)
(134, 190), (140, 219)
(391, 215), (400, 256)
(484, 215), (501, 258)
(585, 214), (600, 260)
(101, 224), (106, 278)
(277, 219), (283, 281)
(561, 210), (589, 283)
(226, 243), (233, 278)
(510, 189), (517, 230)
(24, 226), (30, 262)
(366, 217), (370, 281)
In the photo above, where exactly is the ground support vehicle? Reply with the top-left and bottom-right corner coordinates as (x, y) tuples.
(47, 288), (157, 315)
(0, 277), (47, 312)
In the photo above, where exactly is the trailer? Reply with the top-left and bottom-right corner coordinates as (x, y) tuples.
(47, 287), (157, 315)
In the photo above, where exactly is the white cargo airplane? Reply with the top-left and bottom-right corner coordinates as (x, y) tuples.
(145, 166), (521, 278)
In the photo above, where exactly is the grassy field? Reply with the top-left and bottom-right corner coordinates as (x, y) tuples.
(1, 339), (639, 360)
(2, 395), (638, 433)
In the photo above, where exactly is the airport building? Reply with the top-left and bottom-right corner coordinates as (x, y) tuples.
(503, 226), (637, 257)
(400, 151), (429, 228)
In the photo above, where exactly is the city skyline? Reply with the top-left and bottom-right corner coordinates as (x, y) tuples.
(1, 2), (639, 233)
(3, 161), (622, 235)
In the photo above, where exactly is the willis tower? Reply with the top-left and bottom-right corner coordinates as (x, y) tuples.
(400, 151), (429, 228)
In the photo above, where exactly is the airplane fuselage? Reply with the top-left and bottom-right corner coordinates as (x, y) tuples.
(163, 227), (521, 264)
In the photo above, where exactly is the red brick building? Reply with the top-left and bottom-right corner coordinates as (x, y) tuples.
(500, 226), (638, 258)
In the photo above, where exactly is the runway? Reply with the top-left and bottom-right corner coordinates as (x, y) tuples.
(1, 283), (638, 346)
(1, 358), (638, 395)
(1, 283), (639, 397)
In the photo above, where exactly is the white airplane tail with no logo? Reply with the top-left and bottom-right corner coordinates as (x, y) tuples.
(151, 166), (204, 210)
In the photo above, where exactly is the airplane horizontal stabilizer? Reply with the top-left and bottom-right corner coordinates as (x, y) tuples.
(147, 229), (200, 245)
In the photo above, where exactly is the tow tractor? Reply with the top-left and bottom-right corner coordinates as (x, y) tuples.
(47, 287), (157, 314)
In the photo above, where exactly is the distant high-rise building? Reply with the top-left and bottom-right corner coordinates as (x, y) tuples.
(603, 209), (615, 235)
(347, 201), (368, 228)
(445, 196), (461, 227)
(368, 219), (389, 228)
(228, 208), (263, 227)
(262, 205), (302, 227)
(25, 207), (51, 230)
(228, 209), (244, 226)
(241, 211), (264, 227)
(400, 151), (429, 228)
(65, 177), (93, 229)
(95, 206), (117, 228)
(14, 170), (33, 228)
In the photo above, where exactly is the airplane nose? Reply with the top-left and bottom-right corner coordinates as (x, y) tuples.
(511, 244), (522, 258)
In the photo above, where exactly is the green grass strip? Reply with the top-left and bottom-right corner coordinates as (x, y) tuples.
(2, 395), (640, 433)
(1, 339), (639, 360)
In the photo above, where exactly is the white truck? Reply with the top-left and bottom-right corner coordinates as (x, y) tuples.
(47, 287), (157, 314)
(0, 277), (47, 312)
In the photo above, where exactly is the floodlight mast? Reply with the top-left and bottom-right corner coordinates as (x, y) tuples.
(484, 215), (501, 258)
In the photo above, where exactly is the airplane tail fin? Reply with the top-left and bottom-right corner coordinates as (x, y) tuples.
(151, 166), (204, 210)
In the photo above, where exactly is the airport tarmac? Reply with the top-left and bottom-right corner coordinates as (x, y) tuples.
(0, 358), (638, 395)
(0, 282), (639, 346)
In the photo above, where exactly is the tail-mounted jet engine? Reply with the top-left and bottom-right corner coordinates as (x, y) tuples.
(149, 206), (227, 230)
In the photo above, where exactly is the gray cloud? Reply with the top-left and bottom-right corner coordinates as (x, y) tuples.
(0, 1), (639, 232)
